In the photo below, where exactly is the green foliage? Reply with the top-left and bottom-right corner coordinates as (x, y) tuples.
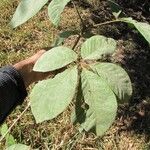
(120, 18), (150, 44)
(81, 35), (116, 60)
(33, 46), (77, 72)
(91, 63), (132, 103)
(10, 0), (71, 28)
(30, 66), (78, 123)
(48, 0), (71, 26)
(0, 124), (16, 147)
(9, 0), (144, 147)
(80, 69), (117, 136)
(30, 35), (132, 136)
(10, 0), (48, 28)
(10, 0), (150, 45)
(6, 144), (30, 150)
(108, 1), (150, 44)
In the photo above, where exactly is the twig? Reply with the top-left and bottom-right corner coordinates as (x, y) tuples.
(66, 131), (81, 149)
(93, 19), (121, 27)
(72, 0), (85, 33)
(72, 34), (81, 50)
(0, 102), (30, 142)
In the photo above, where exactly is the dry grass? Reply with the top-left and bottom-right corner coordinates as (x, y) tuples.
(0, 0), (149, 149)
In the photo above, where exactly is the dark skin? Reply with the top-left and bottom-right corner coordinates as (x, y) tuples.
(13, 50), (52, 87)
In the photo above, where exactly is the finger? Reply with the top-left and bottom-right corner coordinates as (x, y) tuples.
(27, 50), (46, 65)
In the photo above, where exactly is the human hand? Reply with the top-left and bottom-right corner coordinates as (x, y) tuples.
(14, 50), (52, 87)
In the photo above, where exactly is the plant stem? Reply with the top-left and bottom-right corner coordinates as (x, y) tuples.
(0, 103), (30, 142)
(93, 19), (122, 27)
(72, 34), (81, 50)
(72, 0), (85, 34)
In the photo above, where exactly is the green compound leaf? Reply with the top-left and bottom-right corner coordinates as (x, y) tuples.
(30, 66), (78, 123)
(120, 18), (150, 44)
(81, 35), (117, 60)
(91, 63), (132, 103)
(33, 46), (77, 72)
(48, 0), (71, 26)
(10, 0), (48, 28)
(80, 69), (117, 136)
(6, 144), (30, 150)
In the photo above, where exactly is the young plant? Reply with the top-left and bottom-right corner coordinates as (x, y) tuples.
(6, 0), (150, 148)
(29, 35), (132, 136)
